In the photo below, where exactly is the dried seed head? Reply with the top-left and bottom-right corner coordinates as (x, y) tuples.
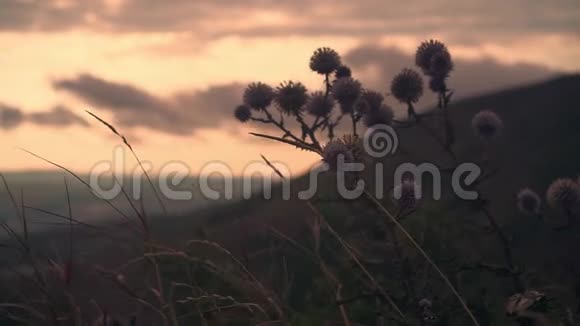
(275, 81), (309, 115)
(322, 138), (353, 169)
(305, 91), (334, 117)
(391, 68), (424, 104)
(332, 77), (362, 112)
(416, 40), (450, 76)
(243, 82), (275, 110)
(310, 47), (341, 75)
(361, 89), (384, 112)
(471, 110), (503, 141)
(429, 51), (454, 78)
(546, 178), (580, 211)
(334, 65), (352, 79)
(234, 104), (252, 123)
(516, 188), (541, 216)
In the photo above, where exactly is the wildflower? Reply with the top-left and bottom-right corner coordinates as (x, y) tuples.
(516, 188), (541, 216)
(309, 47), (341, 75)
(363, 104), (394, 127)
(546, 178), (580, 211)
(234, 104), (251, 123)
(471, 110), (503, 141)
(305, 91), (334, 117)
(390, 68), (424, 104)
(429, 51), (454, 79)
(243, 82), (274, 109)
(393, 179), (421, 210)
(429, 77), (447, 93)
(332, 77), (362, 112)
(322, 138), (353, 169)
(335, 65), (352, 79)
(274, 81), (308, 115)
(415, 40), (450, 76)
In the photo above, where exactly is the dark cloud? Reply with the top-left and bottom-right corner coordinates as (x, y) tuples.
(0, 103), (87, 129)
(53, 74), (243, 135)
(0, 104), (25, 129)
(343, 45), (558, 111)
(28, 105), (90, 127)
(0, 0), (578, 43)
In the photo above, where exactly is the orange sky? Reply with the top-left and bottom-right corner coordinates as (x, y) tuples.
(1, 0), (579, 175)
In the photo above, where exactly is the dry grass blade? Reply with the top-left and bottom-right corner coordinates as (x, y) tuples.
(17, 148), (132, 223)
(362, 190), (480, 326)
(0, 174), (29, 249)
(306, 202), (407, 322)
(260, 155), (286, 180)
(85, 110), (168, 217)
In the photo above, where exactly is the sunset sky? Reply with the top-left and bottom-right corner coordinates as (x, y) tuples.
(1, 0), (579, 176)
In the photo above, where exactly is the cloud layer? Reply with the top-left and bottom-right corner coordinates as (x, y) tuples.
(1, 0), (578, 42)
(0, 103), (88, 130)
(53, 74), (243, 135)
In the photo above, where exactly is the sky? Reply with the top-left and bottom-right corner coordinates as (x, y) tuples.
(0, 0), (579, 176)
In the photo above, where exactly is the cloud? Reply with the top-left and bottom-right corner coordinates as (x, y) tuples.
(343, 45), (558, 110)
(1, 0), (578, 43)
(0, 103), (88, 130)
(53, 74), (244, 135)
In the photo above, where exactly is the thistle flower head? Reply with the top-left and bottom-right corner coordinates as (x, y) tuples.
(335, 65), (352, 79)
(274, 81), (308, 115)
(471, 110), (503, 141)
(322, 138), (353, 169)
(429, 77), (447, 93)
(341, 134), (366, 164)
(234, 104), (252, 123)
(305, 91), (334, 117)
(390, 68), (424, 103)
(364, 104), (394, 127)
(415, 40), (450, 76)
(243, 82), (274, 109)
(546, 178), (580, 210)
(332, 77), (362, 112)
(516, 188), (541, 216)
(429, 51), (454, 78)
(310, 47), (341, 75)
(393, 179), (421, 210)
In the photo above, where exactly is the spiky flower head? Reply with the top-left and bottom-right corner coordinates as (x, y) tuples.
(390, 68), (424, 104)
(322, 138), (353, 169)
(332, 77), (362, 112)
(305, 91), (334, 117)
(335, 65), (352, 79)
(243, 82), (274, 110)
(516, 188), (541, 216)
(364, 104), (394, 127)
(429, 51), (454, 79)
(393, 179), (421, 210)
(546, 178), (580, 211)
(274, 81), (308, 115)
(234, 104), (251, 123)
(471, 110), (503, 141)
(415, 40), (450, 76)
(310, 47), (341, 75)
(429, 77), (447, 93)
